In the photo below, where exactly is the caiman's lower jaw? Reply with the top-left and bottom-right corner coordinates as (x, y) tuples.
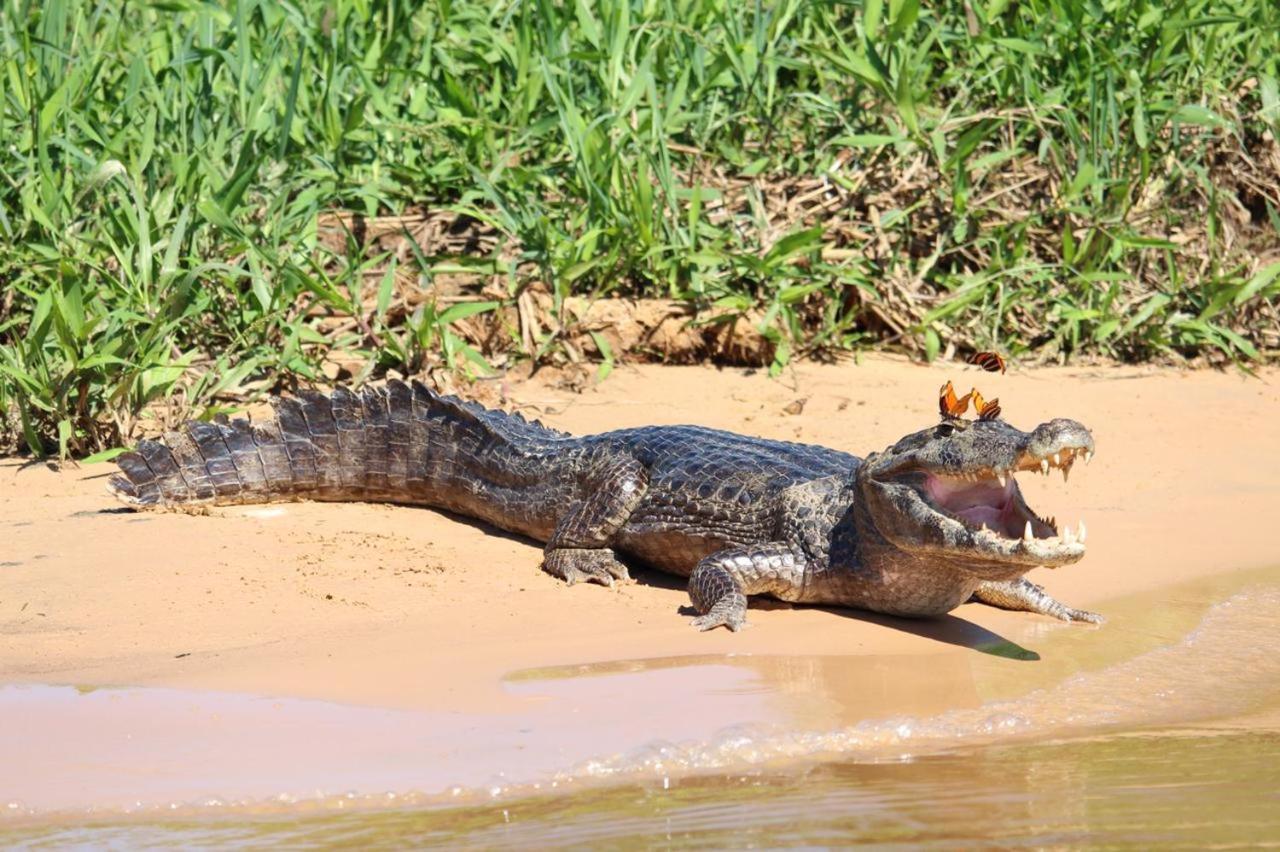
(916, 445), (1093, 566)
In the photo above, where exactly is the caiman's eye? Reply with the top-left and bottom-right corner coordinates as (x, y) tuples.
(935, 420), (967, 438)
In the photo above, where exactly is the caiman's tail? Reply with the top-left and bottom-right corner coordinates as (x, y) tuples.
(108, 380), (570, 510)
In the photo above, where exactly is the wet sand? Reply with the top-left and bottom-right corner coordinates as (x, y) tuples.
(2, 357), (1279, 817)
(5, 563), (1280, 819)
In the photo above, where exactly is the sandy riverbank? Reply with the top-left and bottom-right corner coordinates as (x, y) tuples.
(3, 357), (1279, 813)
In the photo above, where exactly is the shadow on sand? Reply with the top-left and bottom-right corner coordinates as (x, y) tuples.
(378, 518), (1043, 662)
(672, 594), (1041, 661)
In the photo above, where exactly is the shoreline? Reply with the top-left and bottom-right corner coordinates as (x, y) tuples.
(4, 558), (1279, 820)
(2, 358), (1278, 814)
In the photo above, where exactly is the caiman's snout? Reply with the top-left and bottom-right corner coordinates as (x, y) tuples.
(1021, 419), (1094, 481)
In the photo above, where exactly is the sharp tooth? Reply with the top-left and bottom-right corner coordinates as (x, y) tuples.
(995, 471), (1006, 488)
(1063, 526), (1076, 545)
(1040, 459), (1050, 475)
(1078, 519), (1087, 542)
(1085, 450), (1093, 465)
(1053, 452), (1061, 467)
(1023, 521), (1034, 542)
(1062, 465), (1070, 484)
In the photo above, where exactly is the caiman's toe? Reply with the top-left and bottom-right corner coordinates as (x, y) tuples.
(971, 579), (1104, 625)
(581, 557), (631, 586)
(1061, 607), (1105, 624)
(691, 612), (747, 632)
(542, 547), (631, 587)
(690, 597), (749, 631)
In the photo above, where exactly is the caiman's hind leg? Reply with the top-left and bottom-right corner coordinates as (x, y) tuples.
(688, 544), (807, 631)
(541, 455), (648, 587)
(971, 578), (1104, 624)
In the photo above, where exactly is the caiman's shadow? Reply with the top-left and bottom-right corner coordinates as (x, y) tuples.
(669, 601), (1039, 661)
(450, 542), (1041, 661)
(818, 606), (1041, 661)
(656, 564), (1039, 661)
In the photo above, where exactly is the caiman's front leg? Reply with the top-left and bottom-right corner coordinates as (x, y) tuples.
(688, 544), (807, 631)
(542, 455), (648, 587)
(971, 578), (1104, 624)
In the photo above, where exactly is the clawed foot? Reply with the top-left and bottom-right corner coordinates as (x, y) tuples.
(971, 579), (1105, 624)
(1023, 588), (1106, 624)
(1050, 605), (1105, 624)
(690, 593), (748, 632)
(542, 548), (631, 587)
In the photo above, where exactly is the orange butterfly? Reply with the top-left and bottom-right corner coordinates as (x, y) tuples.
(970, 388), (1002, 421)
(939, 381), (971, 419)
(939, 381), (1001, 421)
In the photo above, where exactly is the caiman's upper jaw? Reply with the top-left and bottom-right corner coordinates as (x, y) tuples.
(942, 442), (1094, 485)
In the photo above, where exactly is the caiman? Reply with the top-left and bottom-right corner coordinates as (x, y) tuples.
(108, 380), (1101, 630)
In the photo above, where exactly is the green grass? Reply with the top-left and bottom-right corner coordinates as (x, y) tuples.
(2, 0), (1279, 457)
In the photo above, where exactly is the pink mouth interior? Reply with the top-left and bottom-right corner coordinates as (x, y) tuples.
(924, 473), (1025, 538)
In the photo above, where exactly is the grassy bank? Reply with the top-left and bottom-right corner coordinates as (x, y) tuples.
(2, 0), (1279, 456)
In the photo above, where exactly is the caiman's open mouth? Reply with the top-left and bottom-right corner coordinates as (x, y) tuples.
(926, 444), (1090, 540)
(915, 442), (1092, 564)
(861, 413), (1096, 570)
(865, 422), (1096, 570)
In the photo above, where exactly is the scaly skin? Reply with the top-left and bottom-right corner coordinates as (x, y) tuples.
(109, 380), (1101, 630)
